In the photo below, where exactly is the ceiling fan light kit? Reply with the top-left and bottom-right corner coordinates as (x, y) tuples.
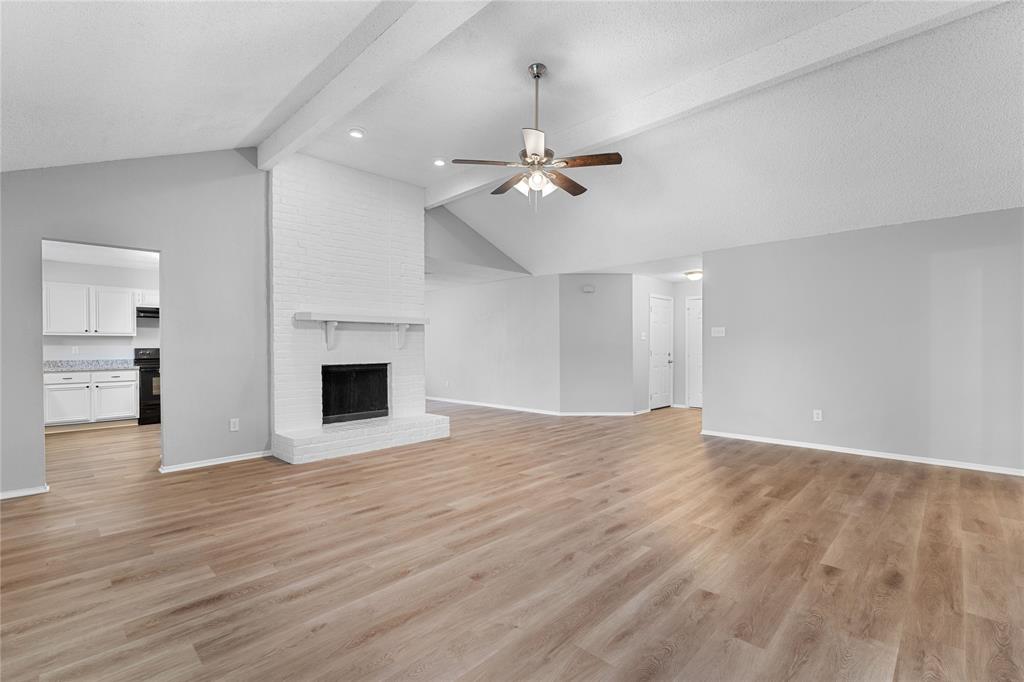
(451, 63), (622, 204)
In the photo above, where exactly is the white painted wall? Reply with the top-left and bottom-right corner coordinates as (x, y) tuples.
(702, 208), (1023, 471)
(42, 260), (160, 360)
(270, 154), (428, 433)
(560, 274), (634, 414)
(425, 275), (560, 413)
(1, 149), (270, 490)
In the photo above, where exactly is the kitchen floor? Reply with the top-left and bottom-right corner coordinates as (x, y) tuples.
(43, 424), (161, 484)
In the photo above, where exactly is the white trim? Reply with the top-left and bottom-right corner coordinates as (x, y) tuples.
(700, 430), (1024, 477)
(158, 450), (270, 474)
(671, 404), (691, 409)
(0, 484), (50, 500)
(426, 397), (639, 418)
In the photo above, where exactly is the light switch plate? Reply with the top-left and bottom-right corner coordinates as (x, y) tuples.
(711, 327), (726, 337)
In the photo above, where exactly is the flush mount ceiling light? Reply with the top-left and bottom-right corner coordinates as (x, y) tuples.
(683, 270), (704, 281)
(347, 127), (366, 139)
(451, 63), (623, 205)
(433, 159), (446, 167)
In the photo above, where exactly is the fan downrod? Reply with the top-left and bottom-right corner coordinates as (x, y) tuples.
(528, 63), (547, 79)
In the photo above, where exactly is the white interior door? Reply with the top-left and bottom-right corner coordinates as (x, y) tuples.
(686, 298), (703, 408)
(649, 295), (673, 409)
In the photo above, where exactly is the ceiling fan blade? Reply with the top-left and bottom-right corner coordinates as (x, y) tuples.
(546, 170), (587, 196)
(552, 152), (622, 168)
(451, 159), (517, 166)
(491, 174), (526, 195)
(522, 128), (546, 158)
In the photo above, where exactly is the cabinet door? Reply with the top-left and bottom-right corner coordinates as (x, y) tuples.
(92, 287), (136, 335)
(92, 382), (137, 421)
(44, 384), (92, 424)
(43, 282), (91, 334)
(138, 289), (160, 307)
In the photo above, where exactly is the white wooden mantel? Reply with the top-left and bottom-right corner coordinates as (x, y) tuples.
(294, 312), (428, 351)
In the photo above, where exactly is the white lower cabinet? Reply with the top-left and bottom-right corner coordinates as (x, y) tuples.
(43, 370), (139, 425)
(92, 382), (137, 421)
(44, 383), (93, 424)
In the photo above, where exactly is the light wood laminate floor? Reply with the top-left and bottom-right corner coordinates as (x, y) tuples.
(2, 403), (1022, 681)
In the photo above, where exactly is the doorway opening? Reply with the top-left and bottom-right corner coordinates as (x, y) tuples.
(686, 297), (703, 408)
(41, 240), (163, 476)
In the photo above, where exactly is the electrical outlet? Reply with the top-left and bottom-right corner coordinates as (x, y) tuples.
(444, 379), (450, 388)
(229, 418), (240, 432)
(812, 409), (823, 422)
(71, 345), (80, 355)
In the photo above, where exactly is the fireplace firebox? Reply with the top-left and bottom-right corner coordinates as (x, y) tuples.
(321, 363), (388, 424)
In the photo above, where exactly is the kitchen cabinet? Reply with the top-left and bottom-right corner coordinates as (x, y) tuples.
(91, 287), (136, 335)
(44, 382), (93, 424)
(136, 289), (160, 307)
(42, 282), (136, 336)
(43, 282), (90, 334)
(43, 370), (139, 425)
(92, 381), (137, 421)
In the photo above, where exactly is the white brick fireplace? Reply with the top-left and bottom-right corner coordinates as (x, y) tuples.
(269, 154), (448, 464)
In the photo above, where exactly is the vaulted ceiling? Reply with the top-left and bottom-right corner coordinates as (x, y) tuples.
(3, 1), (1021, 277)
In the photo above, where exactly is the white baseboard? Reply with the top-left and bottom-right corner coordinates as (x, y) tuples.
(700, 430), (1024, 477)
(0, 484), (50, 500)
(159, 450), (270, 474)
(426, 397), (639, 418)
(671, 404), (691, 409)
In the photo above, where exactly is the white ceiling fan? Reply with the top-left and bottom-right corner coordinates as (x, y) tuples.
(452, 63), (623, 200)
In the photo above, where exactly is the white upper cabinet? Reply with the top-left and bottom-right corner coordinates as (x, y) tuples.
(43, 282), (91, 334)
(91, 287), (136, 335)
(43, 282), (137, 336)
(136, 289), (160, 307)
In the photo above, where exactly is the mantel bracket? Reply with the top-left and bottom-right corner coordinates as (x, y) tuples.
(394, 323), (410, 350)
(321, 320), (411, 351)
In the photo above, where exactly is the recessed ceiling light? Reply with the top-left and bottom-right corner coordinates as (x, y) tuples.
(683, 269), (703, 281)
(347, 127), (366, 139)
(433, 159), (446, 167)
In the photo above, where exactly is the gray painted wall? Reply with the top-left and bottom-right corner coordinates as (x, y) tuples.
(632, 275), (674, 412)
(425, 275), (560, 412)
(559, 274), (634, 414)
(1, 149), (270, 491)
(425, 207), (527, 274)
(703, 208), (1023, 470)
(672, 279), (703, 406)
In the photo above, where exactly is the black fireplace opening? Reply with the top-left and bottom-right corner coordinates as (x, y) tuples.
(322, 363), (389, 424)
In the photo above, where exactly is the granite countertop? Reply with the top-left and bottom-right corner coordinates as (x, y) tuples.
(43, 360), (138, 374)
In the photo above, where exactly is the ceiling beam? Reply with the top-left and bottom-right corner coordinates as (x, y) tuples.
(258, 1), (488, 171)
(425, 0), (999, 208)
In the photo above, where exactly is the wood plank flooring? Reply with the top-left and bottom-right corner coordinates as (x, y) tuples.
(2, 402), (1021, 681)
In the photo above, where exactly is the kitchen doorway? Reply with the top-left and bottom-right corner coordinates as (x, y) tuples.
(41, 240), (163, 477)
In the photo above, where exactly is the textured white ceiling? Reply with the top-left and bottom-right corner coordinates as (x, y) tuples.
(1, 1), (376, 171)
(444, 3), (1024, 275)
(303, 1), (860, 188)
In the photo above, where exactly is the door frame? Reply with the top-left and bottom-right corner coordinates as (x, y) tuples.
(685, 296), (703, 408)
(648, 294), (674, 410)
